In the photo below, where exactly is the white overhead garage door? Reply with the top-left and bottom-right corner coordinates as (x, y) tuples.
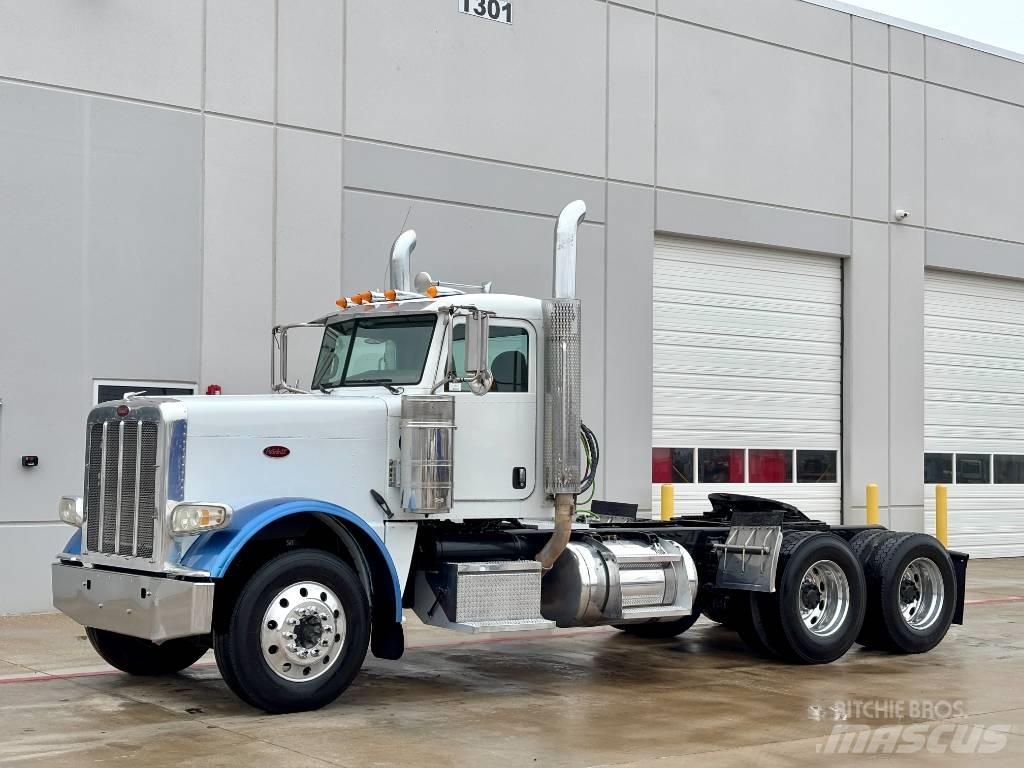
(652, 238), (843, 524)
(924, 270), (1024, 558)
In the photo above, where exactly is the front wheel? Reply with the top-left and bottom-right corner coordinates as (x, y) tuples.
(214, 549), (370, 714)
(86, 627), (208, 675)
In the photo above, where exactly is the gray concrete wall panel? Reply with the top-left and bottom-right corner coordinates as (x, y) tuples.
(657, 20), (851, 215)
(852, 16), (889, 71)
(608, 5), (656, 185)
(926, 230), (1024, 281)
(345, 0), (607, 177)
(844, 221), (891, 524)
(890, 76), (925, 225)
(204, 0), (276, 121)
(0, 0), (203, 107)
(852, 67), (890, 222)
(890, 27), (924, 79)
(889, 225), (925, 523)
(655, 189), (852, 257)
(201, 117), (275, 395)
(927, 37), (1024, 108)
(277, 0), (345, 133)
(605, 183), (656, 511)
(343, 140), (606, 223)
(926, 85), (1024, 243)
(275, 128), (344, 384)
(659, 0), (851, 61)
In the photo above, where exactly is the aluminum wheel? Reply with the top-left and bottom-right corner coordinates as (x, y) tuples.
(261, 581), (347, 683)
(797, 559), (851, 637)
(899, 557), (945, 630)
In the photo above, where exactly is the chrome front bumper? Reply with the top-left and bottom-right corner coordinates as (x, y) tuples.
(52, 563), (214, 642)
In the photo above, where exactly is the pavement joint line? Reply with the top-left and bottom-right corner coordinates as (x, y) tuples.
(0, 596), (1021, 686)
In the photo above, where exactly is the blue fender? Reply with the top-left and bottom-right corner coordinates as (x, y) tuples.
(181, 497), (402, 622)
(62, 529), (82, 556)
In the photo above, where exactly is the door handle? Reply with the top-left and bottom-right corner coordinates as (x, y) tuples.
(512, 467), (527, 490)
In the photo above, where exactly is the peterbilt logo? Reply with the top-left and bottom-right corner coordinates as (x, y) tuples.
(263, 445), (290, 458)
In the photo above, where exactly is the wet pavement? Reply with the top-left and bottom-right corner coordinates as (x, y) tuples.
(0, 558), (1021, 766)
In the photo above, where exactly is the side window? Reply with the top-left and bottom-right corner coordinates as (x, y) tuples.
(452, 324), (530, 393)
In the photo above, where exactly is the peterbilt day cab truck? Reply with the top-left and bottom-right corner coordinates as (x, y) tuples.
(52, 202), (968, 713)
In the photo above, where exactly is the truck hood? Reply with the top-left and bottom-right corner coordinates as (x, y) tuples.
(170, 393), (394, 438)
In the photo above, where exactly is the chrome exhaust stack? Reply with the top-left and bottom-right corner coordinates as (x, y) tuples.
(537, 201), (587, 571)
(390, 230), (417, 293)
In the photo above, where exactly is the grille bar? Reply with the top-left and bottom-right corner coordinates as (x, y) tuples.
(84, 418), (161, 559)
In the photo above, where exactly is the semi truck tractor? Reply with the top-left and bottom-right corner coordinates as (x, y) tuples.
(52, 201), (967, 713)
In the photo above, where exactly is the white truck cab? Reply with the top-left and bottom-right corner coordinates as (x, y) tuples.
(51, 202), (967, 714)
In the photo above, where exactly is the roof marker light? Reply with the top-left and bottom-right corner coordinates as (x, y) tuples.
(426, 286), (438, 298)
(336, 297), (348, 309)
(351, 294), (363, 305)
(384, 289), (397, 301)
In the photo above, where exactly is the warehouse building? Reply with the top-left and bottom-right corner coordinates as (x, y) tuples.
(2, 0), (1024, 613)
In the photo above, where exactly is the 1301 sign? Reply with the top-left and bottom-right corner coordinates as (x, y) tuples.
(459, 0), (512, 24)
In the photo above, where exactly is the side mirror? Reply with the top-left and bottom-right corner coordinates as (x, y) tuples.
(462, 309), (493, 396)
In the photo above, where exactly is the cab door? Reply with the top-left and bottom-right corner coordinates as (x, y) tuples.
(449, 319), (536, 501)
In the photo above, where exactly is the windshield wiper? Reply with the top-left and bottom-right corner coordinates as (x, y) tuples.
(321, 378), (403, 395)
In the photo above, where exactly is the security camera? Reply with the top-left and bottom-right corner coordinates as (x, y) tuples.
(894, 209), (910, 222)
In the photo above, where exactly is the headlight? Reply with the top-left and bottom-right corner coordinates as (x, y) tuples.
(58, 496), (84, 527)
(170, 503), (233, 535)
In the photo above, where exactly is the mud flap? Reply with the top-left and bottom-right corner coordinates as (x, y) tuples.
(949, 550), (969, 625)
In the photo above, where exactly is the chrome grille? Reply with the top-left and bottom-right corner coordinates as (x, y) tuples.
(85, 419), (160, 558)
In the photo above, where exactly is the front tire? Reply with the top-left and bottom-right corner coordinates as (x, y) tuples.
(86, 627), (207, 675)
(214, 549), (370, 714)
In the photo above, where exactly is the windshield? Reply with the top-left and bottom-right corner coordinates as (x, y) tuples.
(312, 314), (437, 390)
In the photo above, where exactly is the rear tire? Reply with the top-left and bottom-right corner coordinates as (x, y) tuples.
(857, 533), (955, 653)
(86, 628), (208, 675)
(214, 549), (370, 714)
(613, 611), (699, 638)
(752, 532), (866, 664)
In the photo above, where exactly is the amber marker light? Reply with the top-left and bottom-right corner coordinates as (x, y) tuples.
(426, 285), (438, 298)
(384, 289), (397, 301)
(351, 294), (363, 305)
(336, 297), (348, 309)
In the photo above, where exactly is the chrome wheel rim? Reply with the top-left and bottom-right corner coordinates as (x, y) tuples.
(899, 557), (944, 630)
(797, 560), (850, 637)
(261, 581), (346, 683)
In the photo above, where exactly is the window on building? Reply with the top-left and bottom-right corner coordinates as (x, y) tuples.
(748, 449), (793, 483)
(652, 448), (694, 483)
(994, 455), (1024, 484)
(924, 453), (954, 484)
(955, 454), (990, 484)
(452, 324), (530, 393)
(95, 382), (196, 404)
(698, 448), (745, 483)
(796, 450), (838, 483)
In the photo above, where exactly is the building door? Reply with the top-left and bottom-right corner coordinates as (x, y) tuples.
(652, 238), (843, 523)
(925, 270), (1024, 557)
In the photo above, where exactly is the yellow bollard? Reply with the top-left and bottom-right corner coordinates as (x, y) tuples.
(866, 483), (880, 526)
(936, 484), (949, 546)
(660, 484), (674, 521)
